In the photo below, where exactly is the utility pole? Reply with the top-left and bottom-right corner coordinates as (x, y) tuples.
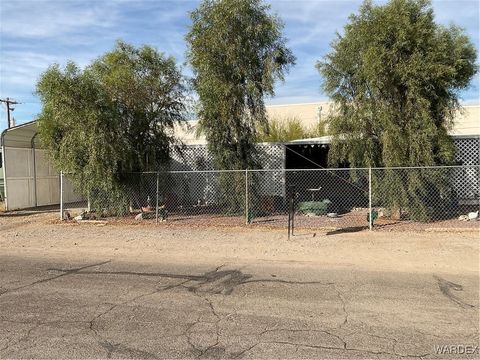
(0, 97), (20, 128)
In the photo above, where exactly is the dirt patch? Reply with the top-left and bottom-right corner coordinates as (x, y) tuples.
(54, 211), (480, 233)
(0, 211), (478, 276)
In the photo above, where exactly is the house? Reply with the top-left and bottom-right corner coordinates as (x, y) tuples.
(173, 102), (480, 169)
(2, 103), (478, 210)
(170, 102), (479, 208)
(175, 102), (480, 145)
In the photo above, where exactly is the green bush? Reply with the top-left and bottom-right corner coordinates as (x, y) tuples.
(297, 200), (331, 216)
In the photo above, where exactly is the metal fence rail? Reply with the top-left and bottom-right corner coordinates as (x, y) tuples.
(60, 165), (479, 231)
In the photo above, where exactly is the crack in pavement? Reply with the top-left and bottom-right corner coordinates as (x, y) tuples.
(0, 260), (112, 298)
(231, 340), (430, 359)
(87, 278), (192, 359)
(0, 322), (41, 353)
(176, 265), (229, 358)
(186, 291), (223, 358)
(433, 275), (475, 309)
(96, 340), (158, 359)
(259, 328), (347, 349)
(251, 326), (425, 359)
(46, 265), (334, 296)
(332, 284), (349, 327)
(1, 262), (441, 359)
(0, 318), (96, 354)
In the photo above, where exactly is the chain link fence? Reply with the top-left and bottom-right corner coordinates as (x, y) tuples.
(60, 165), (479, 231)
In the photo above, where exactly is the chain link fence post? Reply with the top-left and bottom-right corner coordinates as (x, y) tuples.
(59, 171), (63, 220)
(368, 167), (372, 230)
(155, 172), (160, 224)
(245, 169), (249, 225)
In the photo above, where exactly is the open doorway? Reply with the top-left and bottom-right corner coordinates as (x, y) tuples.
(285, 143), (330, 169)
(284, 142), (368, 213)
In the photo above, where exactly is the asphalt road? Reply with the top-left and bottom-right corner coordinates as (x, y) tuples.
(0, 255), (478, 359)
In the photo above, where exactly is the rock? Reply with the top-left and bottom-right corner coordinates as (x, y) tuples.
(85, 212), (97, 220)
(73, 210), (88, 221)
(458, 215), (469, 221)
(63, 210), (71, 220)
(467, 211), (479, 221)
(135, 212), (155, 220)
(327, 212), (338, 218)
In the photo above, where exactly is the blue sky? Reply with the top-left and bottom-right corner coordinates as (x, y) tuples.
(0, 0), (479, 131)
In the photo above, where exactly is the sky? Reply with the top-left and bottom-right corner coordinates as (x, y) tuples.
(0, 0), (479, 131)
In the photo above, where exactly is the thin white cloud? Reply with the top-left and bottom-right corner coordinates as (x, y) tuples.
(0, 0), (122, 38)
(0, 50), (93, 91)
(0, 0), (477, 129)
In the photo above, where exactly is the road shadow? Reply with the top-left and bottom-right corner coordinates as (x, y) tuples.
(48, 264), (332, 296)
(326, 226), (368, 236)
(0, 210), (59, 218)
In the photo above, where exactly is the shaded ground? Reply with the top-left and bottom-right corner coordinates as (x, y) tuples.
(55, 201), (480, 232)
(105, 211), (479, 232)
(0, 212), (478, 359)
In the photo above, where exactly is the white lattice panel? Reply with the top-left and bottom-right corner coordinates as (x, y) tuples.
(454, 137), (479, 165)
(171, 144), (286, 170)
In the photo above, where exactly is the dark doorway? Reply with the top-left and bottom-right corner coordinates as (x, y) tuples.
(285, 144), (330, 169)
(284, 143), (368, 213)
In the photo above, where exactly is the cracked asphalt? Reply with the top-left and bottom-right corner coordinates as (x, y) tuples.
(0, 216), (478, 359)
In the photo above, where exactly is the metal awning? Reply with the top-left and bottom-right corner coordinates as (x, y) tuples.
(1, 120), (40, 149)
(286, 135), (332, 145)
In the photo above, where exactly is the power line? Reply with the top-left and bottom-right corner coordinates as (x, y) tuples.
(0, 97), (21, 128)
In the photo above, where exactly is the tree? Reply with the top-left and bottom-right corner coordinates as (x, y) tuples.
(37, 41), (186, 213)
(317, 0), (477, 168)
(186, 0), (295, 170)
(317, 0), (477, 221)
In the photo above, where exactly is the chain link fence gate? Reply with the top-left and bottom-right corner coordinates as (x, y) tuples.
(60, 165), (479, 232)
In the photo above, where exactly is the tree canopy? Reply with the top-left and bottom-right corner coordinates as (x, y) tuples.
(186, 0), (295, 169)
(317, 0), (477, 168)
(37, 41), (186, 208)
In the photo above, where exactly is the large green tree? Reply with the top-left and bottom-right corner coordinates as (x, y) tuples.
(317, 0), (477, 221)
(37, 41), (186, 212)
(186, 0), (295, 170)
(318, 0), (477, 168)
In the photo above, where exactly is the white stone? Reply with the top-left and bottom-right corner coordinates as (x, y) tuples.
(467, 211), (479, 220)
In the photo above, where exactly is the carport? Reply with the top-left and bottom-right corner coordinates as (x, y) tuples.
(1, 121), (80, 210)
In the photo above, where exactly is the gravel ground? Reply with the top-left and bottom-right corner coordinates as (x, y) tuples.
(98, 211), (479, 233)
(0, 211), (478, 359)
(54, 199), (480, 232)
(1, 211), (478, 276)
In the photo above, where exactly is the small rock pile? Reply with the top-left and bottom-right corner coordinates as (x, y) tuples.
(458, 211), (479, 221)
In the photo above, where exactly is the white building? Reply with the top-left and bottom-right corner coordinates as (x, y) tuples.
(1, 103), (479, 210)
(174, 102), (480, 145)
